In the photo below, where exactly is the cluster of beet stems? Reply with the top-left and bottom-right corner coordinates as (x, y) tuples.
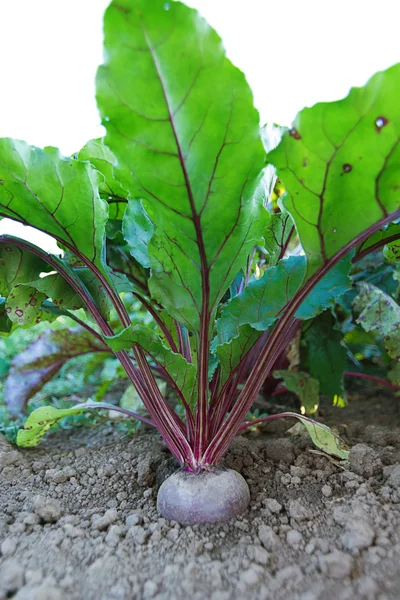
(1, 207), (399, 471)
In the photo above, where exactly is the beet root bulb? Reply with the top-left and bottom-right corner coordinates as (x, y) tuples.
(157, 468), (250, 525)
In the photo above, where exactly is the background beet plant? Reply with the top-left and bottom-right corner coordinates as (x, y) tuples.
(1, 0), (400, 523)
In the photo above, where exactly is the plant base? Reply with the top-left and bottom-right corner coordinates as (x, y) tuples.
(157, 467), (250, 525)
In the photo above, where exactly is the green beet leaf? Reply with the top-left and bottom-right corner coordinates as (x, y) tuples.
(355, 222), (400, 261)
(16, 402), (139, 448)
(0, 297), (12, 334)
(383, 239), (400, 262)
(302, 312), (347, 403)
(0, 245), (49, 297)
(122, 199), (154, 269)
(96, 0), (268, 332)
(0, 140), (108, 271)
(213, 255), (351, 345)
(273, 371), (320, 414)
(5, 285), (47, 327)
(269, 63), (400, 277)
(214, 324), (262, 389)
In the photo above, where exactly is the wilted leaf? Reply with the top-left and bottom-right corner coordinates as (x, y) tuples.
(282, 412), (349, 460)
(302, 312), (347, 402)
(16, 401), (143, 447)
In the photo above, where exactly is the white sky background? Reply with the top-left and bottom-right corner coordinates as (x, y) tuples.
(0, 0), (398, 252)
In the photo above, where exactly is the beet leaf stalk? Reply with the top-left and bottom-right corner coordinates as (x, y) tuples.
(1, 0), (400, 524)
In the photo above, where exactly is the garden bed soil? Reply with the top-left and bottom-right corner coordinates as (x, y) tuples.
(1, 385), (400, 600)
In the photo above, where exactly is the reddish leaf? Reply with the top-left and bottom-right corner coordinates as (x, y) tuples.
(5, 327), (109, 414)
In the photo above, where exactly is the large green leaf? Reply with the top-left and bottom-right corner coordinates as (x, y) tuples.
(105, 324), (197, 405)
(0, 245), (111, 326)
(5, 327), (109, 414)
(0, 140), (108, 269)
(269, 63), (400, 277)
(282, 413), (349, 460)
(213, 324), (262, 388)
(96, 0), (267, 332)
(302, 312), (347, 402)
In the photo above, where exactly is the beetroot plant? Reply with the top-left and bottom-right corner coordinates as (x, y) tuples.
(1, 0), (400, 524)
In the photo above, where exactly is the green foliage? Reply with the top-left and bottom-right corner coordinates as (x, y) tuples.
(97, 0), (268, 332)
(263, 211), (294, 266)
(1, 0), (399, 469)
(16, 402), (131, 447)
(269, 63), (400, 277)
(105, 324), (197, 406)
(0, 141), (108, 271)
(282, 413), (349, 460)
(213, 255), (351, 351)
(273, 370), (320, 414)
(354, 283), (400, 361)
(302, 312), (347, 403)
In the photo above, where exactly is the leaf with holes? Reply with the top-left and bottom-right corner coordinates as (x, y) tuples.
(383, 239), (400, 262)
(16, 401), (150, 447)
(354, 282), (400, 360)
(269, 63), (400, 277)
(6, 285), (47, 326)
(283, 413), (349, 460)
(5, 327), (109, 414)
(263, 211), (295, 266)
(0, 297), (12, 334)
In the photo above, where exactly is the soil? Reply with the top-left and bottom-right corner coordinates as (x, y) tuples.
(1, 385), (400, 600)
